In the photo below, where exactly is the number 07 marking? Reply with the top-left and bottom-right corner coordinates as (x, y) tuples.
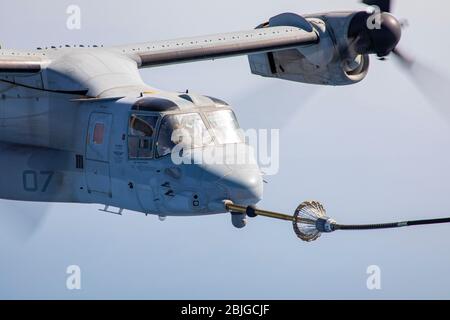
(23, 170), (54, 192)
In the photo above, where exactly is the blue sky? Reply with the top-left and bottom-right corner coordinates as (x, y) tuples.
(1, 0), (450, 299)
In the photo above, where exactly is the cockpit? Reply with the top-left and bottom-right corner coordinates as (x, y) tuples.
(126, 96), (263, 214)
(127, 97), (243, 160)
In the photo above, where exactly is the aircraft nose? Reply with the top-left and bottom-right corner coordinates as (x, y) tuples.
(217, 166), (264, 206)
(193, 144), (263, 211)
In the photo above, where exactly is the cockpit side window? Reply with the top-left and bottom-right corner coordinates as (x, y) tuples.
(128, 114), (159, 159)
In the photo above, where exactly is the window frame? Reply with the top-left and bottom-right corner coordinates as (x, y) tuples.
(155, 111), (215, 159)
(127, 112), (161, 161)
(203, 108), (243, 145)
(150, 107), (241, 159)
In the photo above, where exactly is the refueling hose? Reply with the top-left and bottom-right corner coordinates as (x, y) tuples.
(224, 200), (450, 242)
(334, 218), (450, 230)
(333, 217), (450, 230)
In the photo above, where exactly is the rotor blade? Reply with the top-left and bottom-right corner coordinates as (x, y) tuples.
(392, 47), (414, 67)
(0, 201), (50, 244)
(232, 82), (318, 130)
(393, 48), (450, 123)
(362, 0), (391, 12)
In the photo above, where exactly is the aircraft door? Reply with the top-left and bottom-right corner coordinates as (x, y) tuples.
(86, 112), (113, 196)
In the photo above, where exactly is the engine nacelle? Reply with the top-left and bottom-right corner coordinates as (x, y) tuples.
(248, 12), (370, 86)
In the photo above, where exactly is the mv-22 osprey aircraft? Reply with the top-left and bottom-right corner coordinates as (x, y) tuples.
(0, 1), (408, 238)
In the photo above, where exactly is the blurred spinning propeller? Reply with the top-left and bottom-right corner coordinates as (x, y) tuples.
(0, 201), (50, 244)
(362, 0), (450, 121)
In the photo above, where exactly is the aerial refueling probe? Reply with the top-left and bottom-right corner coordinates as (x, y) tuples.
(225, 200), (450, 242)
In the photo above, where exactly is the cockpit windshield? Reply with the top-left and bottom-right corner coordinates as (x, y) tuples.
(205, 110), (243, 144)
(155, 110), (243, 158)
(156, 113), (213, 157)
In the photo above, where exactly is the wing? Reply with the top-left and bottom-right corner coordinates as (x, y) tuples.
(0, 55), (42, 74)
(112, 26), (318, 69)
